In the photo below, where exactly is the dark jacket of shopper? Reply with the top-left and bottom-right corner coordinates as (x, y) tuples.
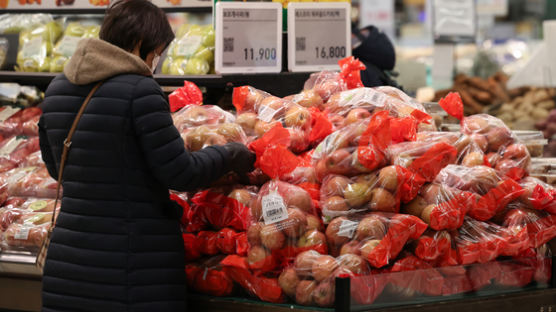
(38, 38), (235, 312)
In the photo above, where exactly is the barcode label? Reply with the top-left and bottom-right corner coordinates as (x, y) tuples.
(370, 90), (388, 108)
(14, 225), (31, 240)
(337, 219), (358, 238)
(296, 37), (306, 51)
(262, 192), (288, 224)
(224, 37), (234, 52)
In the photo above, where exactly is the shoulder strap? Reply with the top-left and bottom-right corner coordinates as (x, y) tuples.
(50, 81), (103, 229)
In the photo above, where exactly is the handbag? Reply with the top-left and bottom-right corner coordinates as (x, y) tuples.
(37, 81), (104, 270)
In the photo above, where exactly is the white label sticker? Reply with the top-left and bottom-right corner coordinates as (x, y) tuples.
(21, 37), (44, 59)
(261, 192), (289, 225)
(258, 105), (277, 123)
(337, 219), (358, 238)
(54, 36), (82, 58)
(0, 106), (21, 122)
(0, 137), (22, 156)
(14, 225), (31, 240)
(175, 35), (203, 57)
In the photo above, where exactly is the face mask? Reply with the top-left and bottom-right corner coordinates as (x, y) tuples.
(151, 53), (160, 73)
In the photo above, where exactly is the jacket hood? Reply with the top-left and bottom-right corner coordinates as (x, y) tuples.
(64, 38), (152, 85)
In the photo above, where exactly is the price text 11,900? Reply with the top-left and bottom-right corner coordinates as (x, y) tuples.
(315, 46), (346, 59)
(244, 48), (277, 61)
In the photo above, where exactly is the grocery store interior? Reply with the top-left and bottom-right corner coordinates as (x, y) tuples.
(0, 0), (556, 311)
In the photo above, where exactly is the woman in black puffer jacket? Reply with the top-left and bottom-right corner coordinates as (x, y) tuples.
(38, 1), (255, 311)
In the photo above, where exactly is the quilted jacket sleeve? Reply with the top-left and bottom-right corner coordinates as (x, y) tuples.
(131, 77), (232, 192)
(38, 114), (59, 180)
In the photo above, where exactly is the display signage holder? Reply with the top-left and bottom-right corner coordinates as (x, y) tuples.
(286, 2), (351, 72)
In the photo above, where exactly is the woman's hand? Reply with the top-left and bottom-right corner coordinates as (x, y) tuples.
(224, 142), (256, 175)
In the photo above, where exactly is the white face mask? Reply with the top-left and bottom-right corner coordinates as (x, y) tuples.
(151, 53), (160, 73)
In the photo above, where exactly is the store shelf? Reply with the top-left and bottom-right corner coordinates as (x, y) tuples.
(0, 71), (312, 97)
(0, 6), (212, 14)
(187, 288), (556, 312)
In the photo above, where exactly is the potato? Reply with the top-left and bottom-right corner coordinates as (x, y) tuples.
(531, 108), (549, 120)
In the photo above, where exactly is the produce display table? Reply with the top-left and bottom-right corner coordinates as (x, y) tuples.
(0, 278), (553, 312)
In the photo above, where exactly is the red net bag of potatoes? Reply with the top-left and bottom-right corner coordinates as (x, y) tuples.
(495, 202), (556, 249)
(247, 128), (326, 273)
(168, 80), (203, 113)
(518, 177), (556, 214)
(221, 255), (285, 303)
(402, 183), (473, 231)
(411, 229), (452, 261)
(434, 165), (525, 221)
(277, 249), (370, 308)
(319, 165), (421, 222)
(233, 87), (313, 153)
(312, 110), (419, 184)
(172, 104), (235, 132)
(185, 256), (234, 297)
(388, 252), (445, 297)
(324, 87), (430, 130)
(182, 228), (248, 260)
(453, 217), (520, 265)
(325, 213), (427, 267)
(180, 122), (248, 152)
(188, 186), (255, 232)
(514, 244), (552, 284)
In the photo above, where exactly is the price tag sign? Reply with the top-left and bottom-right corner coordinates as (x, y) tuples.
(215, 2), (282, 74)
(287, 2), (351, 72)
(433, 0), (476, 38)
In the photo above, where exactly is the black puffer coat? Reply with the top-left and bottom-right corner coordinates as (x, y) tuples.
(39, 39), (232, 312)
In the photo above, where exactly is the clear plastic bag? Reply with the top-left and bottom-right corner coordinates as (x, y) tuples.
(0, 136), (40, 173)
(185, 256), (234, 297)
(0, 166), (58, 198)
(16, 20), (63, 72)
(161, 24), (214, 75)
(172, 105), (235, 131)
(180, 123), (247, 152)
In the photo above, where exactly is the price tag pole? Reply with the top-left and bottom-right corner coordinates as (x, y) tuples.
(431, 0), (477, 89)
(215, 2), (282, 74)
(287, 2), (351, 72)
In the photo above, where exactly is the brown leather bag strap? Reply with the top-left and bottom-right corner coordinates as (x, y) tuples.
(50, 81), (103, 229)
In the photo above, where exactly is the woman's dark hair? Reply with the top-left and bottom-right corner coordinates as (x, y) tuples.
(100, 0), (175, 60)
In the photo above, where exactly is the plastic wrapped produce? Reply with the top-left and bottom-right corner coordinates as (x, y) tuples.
(388, 253), (445, 296)
(180, 123), (247, 152)
(162, 24), (214, 75)
(168, 81), (203, 113)
(0, 136), (40, 173)
(272, 250), (370, 307)
(172, 105), (235, 132)
(518, 176), (556, 214)
(319, 165), (421, 221)
(402, 183), (472, 230)
(185, 256), (234, 297)
(434, 165), (524, 221)
(496, 203), (556, 249)
(324, 213), (427, 267)
(0, 107), (42, 137)
(411, 230), (452, 261)
(0, 166), (57, 198)
(3, 222), (49, 248)
(221, 255), (285, 303)
(16, 21), (62, 72)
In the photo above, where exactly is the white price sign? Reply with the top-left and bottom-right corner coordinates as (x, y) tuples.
(287, 2), (351, 72)
(433, 0), (476, 38)
(215, 2), (282, 74)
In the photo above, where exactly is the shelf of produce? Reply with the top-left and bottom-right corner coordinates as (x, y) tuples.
(188, 288), (556, 312)
(0, 6), (212, 14)
(0, 71), (312, 97)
